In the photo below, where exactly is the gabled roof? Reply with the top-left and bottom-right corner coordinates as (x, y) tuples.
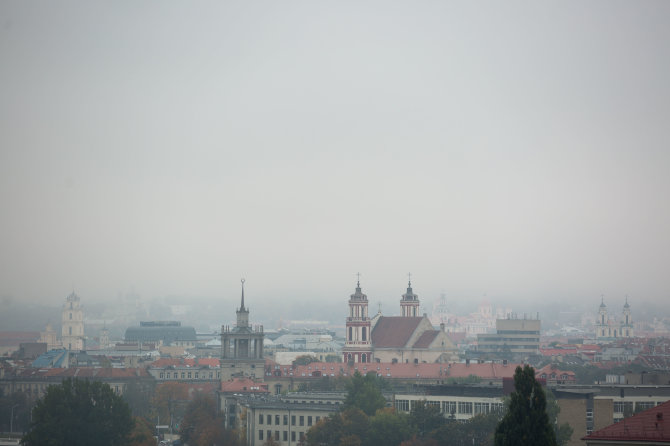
(584, 399), (670, 443)
(413, 331), (439, 348)
(371, 317), (423, 348)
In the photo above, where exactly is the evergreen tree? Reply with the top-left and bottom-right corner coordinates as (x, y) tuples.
(494, 365), (557, 446)
(21, 378), (132, 446)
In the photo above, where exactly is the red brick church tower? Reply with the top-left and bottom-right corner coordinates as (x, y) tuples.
(342, 274), (372, 363)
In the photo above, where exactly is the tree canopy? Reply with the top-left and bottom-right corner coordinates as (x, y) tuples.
(494, 365), (557, 446)
(21, 378), (133, 446)
(343, 371), (387, 416)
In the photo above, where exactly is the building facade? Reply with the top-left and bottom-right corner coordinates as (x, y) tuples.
(342, 277), (457, 364)
(341, 278), (373, 363)
(595, 297), (634, 340)
(476, 317), (541, 358)
(61, 291), (85, 351)
(221, 279), (265, 381)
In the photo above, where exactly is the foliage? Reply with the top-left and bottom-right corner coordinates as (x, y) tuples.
(0, 389), (30, 433)
(293, 355), (320, 366)
(445, 374), (482, 385)
(343, 371), (387, 416)
(21, 378), (132, 446)
(431, 413), (501, 446)
(128, 417), (157, 446)
(179, 392), (239, 446)
(123, 379), (156, 418)
(152, 381), (189, 428)
(494, 365), (557, 446)
(409, 401), (443, 437)
(306, 407), (374, 446)
(367, 409), (415, 446)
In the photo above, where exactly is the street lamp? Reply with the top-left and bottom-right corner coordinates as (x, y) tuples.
(10, 404), (19, 434)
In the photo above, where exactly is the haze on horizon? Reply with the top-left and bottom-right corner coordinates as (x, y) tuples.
(1, 1), (669, 311)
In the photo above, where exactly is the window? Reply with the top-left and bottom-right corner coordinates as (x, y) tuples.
(69, 313), (72, 320)
(188, 372), (192, 379)
(195, 372), (199, 379)
(458, 402), (472, 414)
(395, 400), (410, 412)
(259, 414), (263, 424)
(275, 431), (279, 441)
(283, 415), (288, 425)
(316, 416), (321, 423)
(173, 372), (178, 379)
(159, 373), (164, 379)
(181, 372), (185, 379)
(362, 327), (367, 341)
(267, 431), (271, 441)
(300, 416), (304, 426)
(267, 415), (271, 425)
(275, 415), (280, 425)
(636, 402), (655, 411)
(474, 403), (489, 414)
(291, 415), (296, 426)
(349, 327), (353, 341)
(69, 327), (72, 335)
(283, 431), (288, 441)
(291, 431), (296, 441)
(308, 416), (313, 426)
(259, 430), (263, 440)
(614, 402), (633, 414)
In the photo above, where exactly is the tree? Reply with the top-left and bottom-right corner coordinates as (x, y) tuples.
(293, 355), (320, 366)
(21, 378), (133, 446)
(128, 417), (157, 446)
(123, 379), (155, 419)
(343, 371), (386, 416)
(152, 381), (189, 430)
(431, 413), (500, 446)
(494, 365), (557, 446)
(179, 392), (239, 446)
(366, 408), (415, 446)
(409, 400), (444, 438)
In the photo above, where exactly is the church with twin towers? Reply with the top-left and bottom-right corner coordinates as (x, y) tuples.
(342, 274), (457, 364)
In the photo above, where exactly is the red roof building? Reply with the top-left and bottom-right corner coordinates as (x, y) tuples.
(584, 400), (670, 445)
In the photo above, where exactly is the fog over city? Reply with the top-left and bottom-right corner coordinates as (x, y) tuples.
(1, 1), (669, 320)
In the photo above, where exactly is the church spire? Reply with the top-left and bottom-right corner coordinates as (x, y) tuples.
(240, 278), (246, 311)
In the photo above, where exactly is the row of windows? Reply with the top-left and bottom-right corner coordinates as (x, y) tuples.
(259, 430), (305, 442)
(259, 414), (320, 427)
(395, 400), (504, 415)
(614, 401), (663, 413)
(158, 371), (220, 380)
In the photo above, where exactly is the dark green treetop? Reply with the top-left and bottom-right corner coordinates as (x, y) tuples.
(494, 365), (557, 446)
(21, 378), (132, 446)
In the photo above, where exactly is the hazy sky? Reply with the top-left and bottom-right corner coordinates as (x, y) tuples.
(1, 1), (669, 312)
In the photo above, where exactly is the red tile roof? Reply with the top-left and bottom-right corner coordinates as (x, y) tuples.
(413, 331), (439, 348)
(221, 378), (269, 393)
(584, 400), (670, 442)
(371, 317), (423, 348)
(266, 361), (521, 380)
